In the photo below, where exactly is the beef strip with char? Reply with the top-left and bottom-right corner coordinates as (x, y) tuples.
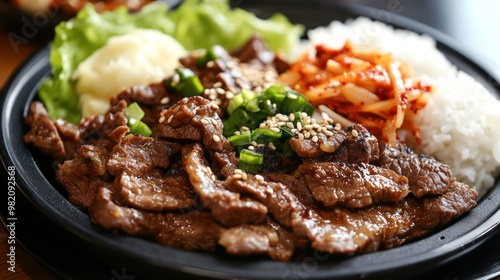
(227, 170), (477, 254)
(107, 134), (181, 176)
(218, 218), (296, 261)
(298, 162), (409, 208)
(293, 123), (379, 164)
(106, 135), (193, 211)
(78, 100), (129, 151)
(183, 143), (267, 227)
(24, 101), (66, 160)
(377, 141), (455, 197)
(57, 144), (113, 208)
(90, 187), (222, 251)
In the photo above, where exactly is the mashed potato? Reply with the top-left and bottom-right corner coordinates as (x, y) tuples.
(73, 29), (187, 116)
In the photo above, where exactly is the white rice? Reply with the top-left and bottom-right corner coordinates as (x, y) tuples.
(300, 17), (500, 198)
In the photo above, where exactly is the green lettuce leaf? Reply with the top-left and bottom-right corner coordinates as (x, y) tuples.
(40, 0), (304, 123)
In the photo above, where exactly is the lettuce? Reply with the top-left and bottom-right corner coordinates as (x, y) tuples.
(39, 0), (304, 123)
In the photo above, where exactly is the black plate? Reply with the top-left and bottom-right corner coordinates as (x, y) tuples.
(2, 1), (500, 279)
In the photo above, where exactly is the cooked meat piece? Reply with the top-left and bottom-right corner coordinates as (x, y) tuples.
(154, 210), (223, 252)
(78, 100), (129, 151)
(106, 135), (190, 211)
(54, 118), (80, 159)
(183, 143), (268, 227)
(289, 128), (347, 158)
(115, 169), (194, 211)
(225, 174), (370, 253)
(344, 124), (380, 163)
(378, 141), (455, 197)
(255, 146), (297, 174)
(90, 187), (222, 251)
(219, 218), (296, 261)
(157, 96), (233, 154)
(179, 36), (280, 115)
(106, 135), (181, 176)
(231, 34), (274, 64)
(412, 181), (478, 234)
(294, 124), (379, 164)
(24, 101), (66, 160)
(57, 145), (112, 208)
(110, 81), (183, 129)
(298, 162), (409, 208)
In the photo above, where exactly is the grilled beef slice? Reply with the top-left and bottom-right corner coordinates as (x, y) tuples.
(24, 101), (67, 160)
(183, 143), (267, 226)
(377, 141), (455, 197)
(298, 162), (409, 208)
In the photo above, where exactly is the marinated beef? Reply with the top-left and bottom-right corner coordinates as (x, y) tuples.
(377, 141), (455, 197)
(298, 162), (409, 208)
(219, 218), (296, 261)
(57, 145), (113, 208)
(24, 101), (66, 160)
(183, 143), (268, 226)
(90, 187), (222, 251)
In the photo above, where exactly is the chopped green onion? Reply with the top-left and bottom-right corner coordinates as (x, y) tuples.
(251, 128), (282, 144)
(125, 102), (145, 120)
(196, 46), (220, 67)
(238, 161), (261, 174)
(167, 68), (204, 97)
(228, 131), (251, 146)
(238, 148), (263, 174)
(128, 118), (152, 137)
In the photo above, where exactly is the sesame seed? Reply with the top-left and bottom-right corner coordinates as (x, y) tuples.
(211, 119), (218, 125)
(296, 122), (303, 131)
(213, 82), (222, 88)
(298, 133), (305, 140)
(289, 114), (295, 122)
(251, 141), (258, 146)
(257, 143), (265, 147)
(242, 126), (250, 131)
(241, 172), (248, 180)
(288, 94), (297, 99)
(211, 103), (219, 110)
(201, 119), (209, 125)
(304, 124), (313, 130)
(351, 130), (359, 137)
(207, 61), (215, 68)
(324, 130), (334, 137)
(312, 135), (319, 142)
(225, 92), (235, 99)
(234, 131), (241, 135)
(234, 169), (243, 174)
(268, 142), (276, 150)
(171, 74), (180, 86)
(248, 145), (255, 150)
(216, 88), (225, 95)
(211, 174), (216, 181)
(233, 174), (242, 179)
(271, 127), (281, 133)
(167, 115), (174, 124)
(278, 114), (288, 122)
(255, 174), (265, 181)
(160, 97), (170, 104)
(335, 123), (342, 131)
(320, 143), (335, 153)
(286, 122), (294, 129)
(213, 135), (221, 142)
(159, 116), (166, 123)
(266, 188), (274, 194)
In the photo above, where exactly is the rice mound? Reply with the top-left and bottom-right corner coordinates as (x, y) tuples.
(302, 17), (500, 198)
